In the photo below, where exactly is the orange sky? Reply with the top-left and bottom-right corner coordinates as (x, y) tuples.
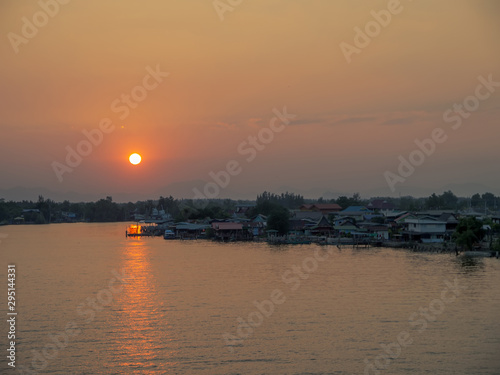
(0, 0), (499, 201)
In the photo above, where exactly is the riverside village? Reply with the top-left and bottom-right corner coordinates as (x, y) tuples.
(2, 191), (500, 257)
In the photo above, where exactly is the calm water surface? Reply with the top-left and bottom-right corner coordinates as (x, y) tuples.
(1, 223), (499, 374)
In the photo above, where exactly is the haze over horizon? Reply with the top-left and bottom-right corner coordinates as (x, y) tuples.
(0, 181), (499, 204)
(1, 0), (499, 202)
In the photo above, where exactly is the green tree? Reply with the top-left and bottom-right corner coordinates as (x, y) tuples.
(398, 196), (422, 211)
(335, 196), (350, 209)
(87, 198), (123, 222)
(426, 193), (441, 209)
(205, 227), (215, 239)
(188, 204), (230, 220)
(248, 200), (284, 218)
(481, 192), (495, 209)
(453, 217), (485, 251)
(60, 200), (71, 212)
(144, 199), (155, 216)
(35, 213), (46, 224)
(158, 195), (181, 218)
(335, 193), (362, 209)
(351, 193), (362, 205)
(267, 207), (290, 235)
(492, 238), (500, 252)
(0, 199), (8, 222)
(35, 195), (53, 223)
(441, 190), (458, 209)
(255, 191), (304, 209)
(471, 193), (482, 208)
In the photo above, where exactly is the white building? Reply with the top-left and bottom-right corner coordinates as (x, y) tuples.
(404, 217), (446, 243)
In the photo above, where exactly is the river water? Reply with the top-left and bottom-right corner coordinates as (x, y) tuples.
(1, 223), (499, 374)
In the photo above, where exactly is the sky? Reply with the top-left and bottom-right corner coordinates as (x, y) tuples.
(0, 0), (499, 201)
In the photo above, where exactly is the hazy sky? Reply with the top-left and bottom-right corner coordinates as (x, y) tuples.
(1, 0), (499, 201)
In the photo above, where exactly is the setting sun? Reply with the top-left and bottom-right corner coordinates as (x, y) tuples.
(129, 153), (142, 165)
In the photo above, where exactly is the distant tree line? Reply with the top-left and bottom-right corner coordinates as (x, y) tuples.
(1, 190), (499, 225)
(0, 195), (244, 224)
(400, 191), (499, 211)
(0, 195), (133, 224)
(255, 191), (305, 209)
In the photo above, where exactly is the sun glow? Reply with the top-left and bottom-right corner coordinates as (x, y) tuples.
(129, 153), (142, 165)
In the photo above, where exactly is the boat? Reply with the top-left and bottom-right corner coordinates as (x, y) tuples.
(163, 230), (176, 240)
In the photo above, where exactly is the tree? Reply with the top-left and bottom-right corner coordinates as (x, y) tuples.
(493, 238), (500, 252)
(205, 227), (215, 239)
(35, 213), (46, 224)
(267, 207), (290, 235)
(158, 195), (181, 218)
(441, 190), (458, 209)
(335, 193), (362, 209)
(248, 196), (287, 218)
(188, 204), (230, 220)
(351, 193), (362, 205)
(425, 191), (458, 210)
(453, 217), (485, 251)
(481, 192), (495, 210)
(87, 198), (123, 222)
(426, 193), (441, 209)
(399, 196), (422, 211)
(144, 199), (155, 216)
(254, 191), (304, 209)
(471, 193), (482, 208)
(61, 200), (71, 212)
(35, 195), (54, 223)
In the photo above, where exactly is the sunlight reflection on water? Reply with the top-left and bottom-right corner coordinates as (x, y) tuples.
(2, 223), (499, 374)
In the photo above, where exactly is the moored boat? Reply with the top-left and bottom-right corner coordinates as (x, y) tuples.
(163, 229), (176, 240)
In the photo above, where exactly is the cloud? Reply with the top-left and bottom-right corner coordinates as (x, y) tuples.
(210, 121), (238, 131)
(246, 118), (264, 129)
(330, 116), (378, 126)
(381, 117), (418, 126)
